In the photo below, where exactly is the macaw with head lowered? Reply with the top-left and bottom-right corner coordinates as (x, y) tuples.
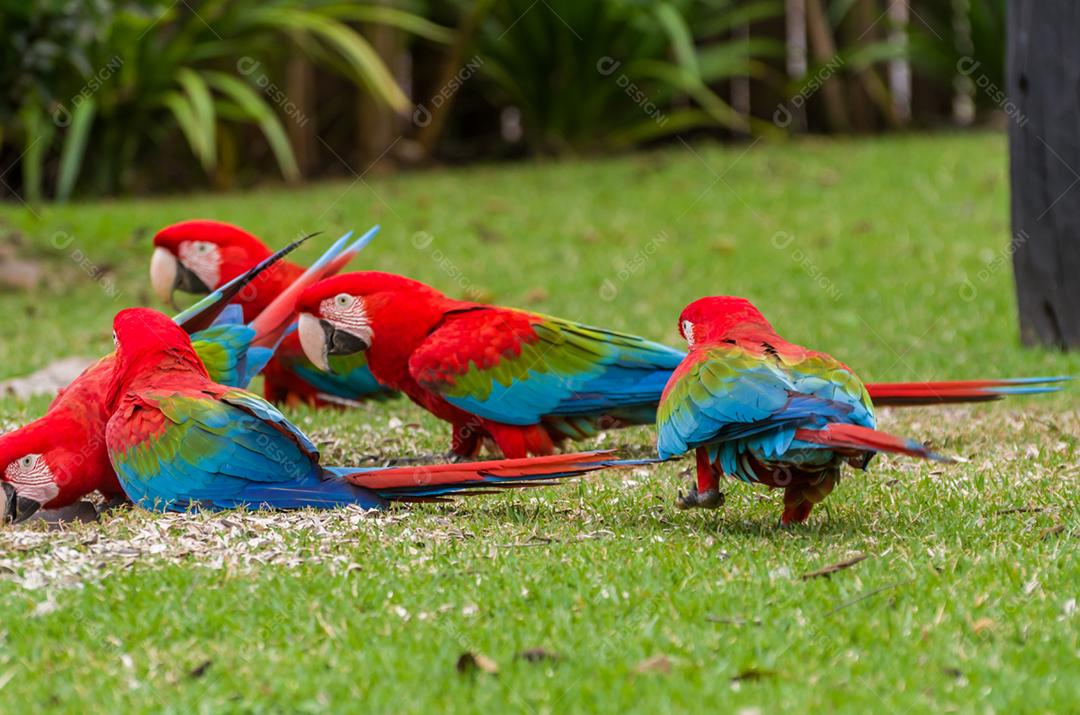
(100, 308), (631, 513)
(0, 235), (336, 522)
(293, 272), (1066, 460)
(150, 220), (391, 407)
(657, 296), (960, 524)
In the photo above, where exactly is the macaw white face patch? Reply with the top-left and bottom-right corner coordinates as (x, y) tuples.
(320, 294), (374, 346)
(681, 319), (695, 347)
(178, 240), (221, 289)
(4, 453), (60, 504)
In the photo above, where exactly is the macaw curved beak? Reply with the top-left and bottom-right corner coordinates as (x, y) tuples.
(298, 313), (369, 373)
(2, 482), (42, 525)
(150, 248), (210, 308)
(150, 248), (178, 306)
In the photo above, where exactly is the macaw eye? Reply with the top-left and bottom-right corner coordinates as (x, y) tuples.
(4, 453), (57, 504)
(681, 320), (694, 344)
(334, 293), (352, 308)
(194, 241), (213, 254)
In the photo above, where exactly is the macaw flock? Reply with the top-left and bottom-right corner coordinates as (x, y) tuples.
(0, 220), (1068, 528)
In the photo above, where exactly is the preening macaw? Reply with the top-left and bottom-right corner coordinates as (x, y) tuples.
(657, 296), (957, 524)
(102, 308), (630, 513)
(293, 272), (1066, 460)
(150, 220), (392, 406)
(0, 236), (327, 521)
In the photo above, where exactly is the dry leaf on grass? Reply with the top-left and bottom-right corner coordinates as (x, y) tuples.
(516, 648), (560, 663)
(800, 553), (868, 580)
(731, 667), (775, 683)
(456, 652), (499, 675)
(706, 615), (762, 626)
(188, 660), (212, 679)
(1040, 525), (1065, 540)
(634, 655), (671, 674)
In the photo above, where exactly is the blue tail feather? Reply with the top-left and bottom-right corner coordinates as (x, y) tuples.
(231, 474), (388, 510)
(345, 225), (379, 254)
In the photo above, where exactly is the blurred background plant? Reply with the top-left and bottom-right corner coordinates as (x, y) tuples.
(0, 0), (1010, 202)
(458, 0), (786, 154)
(905, 0), (1007, 120)
(0, 0), (446, 201)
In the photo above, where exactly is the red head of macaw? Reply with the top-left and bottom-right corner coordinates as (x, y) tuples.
(294, 271), (445, 376)
(150, 221), (394, 407)
(151, 220), (306, 321)
(675, 296), (780, 347)
(658, 296), (954, 524)
(295, 271), (687, 459)
(0, 357), (123, 522)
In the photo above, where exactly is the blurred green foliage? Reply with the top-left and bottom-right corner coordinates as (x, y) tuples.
(0, 0), (440, 201)
(907, 0), (1007, 98)
(467, 0), (785, 153)
(0, 1), (1013, 200)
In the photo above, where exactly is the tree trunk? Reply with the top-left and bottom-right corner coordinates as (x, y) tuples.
(413, 0), (490, 161)
(783, 0), (808, 130)
(805, 0), (851, 132)
(844, 0), (877, 131)
(1008, 0), (1080, 349)
(887, 0), (911, 124)
(356, 21), (403, 172)
(286, 54), (316, 177)
(731, 24), (752, 124)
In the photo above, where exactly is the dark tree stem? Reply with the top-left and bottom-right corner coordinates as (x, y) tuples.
(1008, 1), (1080, 349)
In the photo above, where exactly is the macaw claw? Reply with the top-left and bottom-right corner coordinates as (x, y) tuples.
(676, 486), (724, 510)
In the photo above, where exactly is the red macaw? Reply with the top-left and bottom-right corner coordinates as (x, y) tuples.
(295, 272), (687, 459)
(656, 296), (956, 524)
(0, 236), (327, 521)
(293, 272), (1066, 461)
(100, 308), (634, 513)
(150, 220), (392, 407)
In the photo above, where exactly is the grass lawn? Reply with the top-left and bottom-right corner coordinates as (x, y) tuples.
(0, 132), (1077, 713)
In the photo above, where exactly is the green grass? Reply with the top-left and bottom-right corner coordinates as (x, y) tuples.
(0, 132), (1077, 713)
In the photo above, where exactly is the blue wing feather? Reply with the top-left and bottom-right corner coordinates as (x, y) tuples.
(426, 318), (685, 425)
(657, 346), (874, 463)
(109, 390), (385, 512)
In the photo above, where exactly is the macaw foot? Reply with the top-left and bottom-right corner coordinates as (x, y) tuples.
(676, 486), (724, 510)
(777, 501), (831, 528)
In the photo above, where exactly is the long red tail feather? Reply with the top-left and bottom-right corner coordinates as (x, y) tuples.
(866, 377), (1068, 406)
(343, 451), (651, 499)
(794, 423), (952, 462)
